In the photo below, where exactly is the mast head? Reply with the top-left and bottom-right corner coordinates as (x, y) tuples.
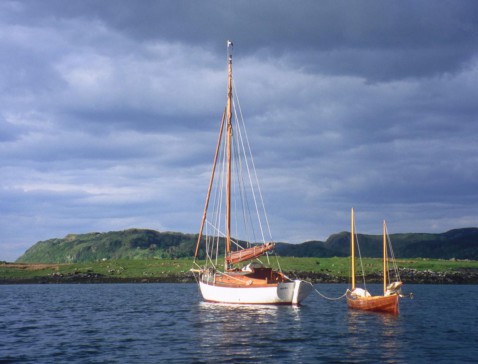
(227, 40), (233, 61)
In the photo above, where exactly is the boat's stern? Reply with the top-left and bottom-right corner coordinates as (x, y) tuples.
(277, 279), (313, 305)
(293, 279), (313, 304)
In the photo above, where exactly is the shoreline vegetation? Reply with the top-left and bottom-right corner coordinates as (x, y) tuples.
(2, 257), (478, 284)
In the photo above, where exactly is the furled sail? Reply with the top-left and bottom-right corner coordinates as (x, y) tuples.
(226, 242), (275, 265)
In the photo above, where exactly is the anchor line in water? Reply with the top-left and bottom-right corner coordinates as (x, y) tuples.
(307, 282), (348, 301)
(309, 284), (413, 301)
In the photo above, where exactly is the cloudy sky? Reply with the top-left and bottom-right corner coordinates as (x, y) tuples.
(1, 1), (477, 261)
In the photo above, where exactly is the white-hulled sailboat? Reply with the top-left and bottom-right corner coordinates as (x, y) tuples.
(190, 41), (312, 305)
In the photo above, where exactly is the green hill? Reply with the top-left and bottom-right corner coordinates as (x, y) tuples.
(17, 229), (201, 263)
(322, 228), (478, 260)
(16, 227), (478, 263)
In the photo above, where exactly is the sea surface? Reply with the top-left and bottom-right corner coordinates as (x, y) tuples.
(1, 283), (477, 363)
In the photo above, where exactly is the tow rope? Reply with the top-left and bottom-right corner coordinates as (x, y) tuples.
(308, 282), (348, 301)
(307, 282), (414, 301)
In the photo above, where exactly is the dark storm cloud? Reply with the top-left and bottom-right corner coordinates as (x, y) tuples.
(0, 0), (477, 260)
(10, 1), (478, 77)
(46, 1), (478, 80)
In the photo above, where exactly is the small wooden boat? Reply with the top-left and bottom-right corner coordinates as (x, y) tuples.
(346, 208), (403, 314)
(190, 41), (312, 305)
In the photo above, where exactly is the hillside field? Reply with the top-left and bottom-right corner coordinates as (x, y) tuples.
(2, 257), (478, 283)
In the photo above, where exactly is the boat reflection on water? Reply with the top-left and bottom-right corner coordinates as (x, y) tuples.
(197, 301), (304, 331)
(198, 301), (281, 324)
(346, 309), (404, 362)
(196, 302), (304, 362)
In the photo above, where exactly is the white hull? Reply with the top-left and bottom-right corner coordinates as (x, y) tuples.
(198, 279), (312, 305)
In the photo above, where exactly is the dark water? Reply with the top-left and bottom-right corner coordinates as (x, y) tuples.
(1, 283), (477, 363)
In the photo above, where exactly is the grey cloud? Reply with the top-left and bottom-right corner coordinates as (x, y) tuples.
(1, 0), (477, 261)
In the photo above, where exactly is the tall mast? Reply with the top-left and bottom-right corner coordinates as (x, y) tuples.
(351, 208), (355, 290)
(383, 220), (387, 295)
(225, 40), (233, 266)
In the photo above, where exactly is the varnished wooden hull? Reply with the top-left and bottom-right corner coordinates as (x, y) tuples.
(347, 292), (399, 315)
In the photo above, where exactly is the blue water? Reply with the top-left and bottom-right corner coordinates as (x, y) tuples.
(0, 283), (477, 363)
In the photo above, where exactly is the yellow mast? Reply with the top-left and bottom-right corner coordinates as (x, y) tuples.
(351, 208), (355, 290)
(383, 220), (387, 295)
(225, 40), (233, 268)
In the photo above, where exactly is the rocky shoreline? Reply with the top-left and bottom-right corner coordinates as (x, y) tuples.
(1, 267), (478, 284)
(290, 267), (478, 284)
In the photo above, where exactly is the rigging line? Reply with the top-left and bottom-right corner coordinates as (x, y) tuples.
(210, 139), (227, 265)
(206, 254), (217, 269)
(233, 85), (272, 240)
(205, 220), (226, 239)
(196, 109), (226, 261)
(205, 221), (243, 255)
(233, 122), (258, 246)
(231, 142), (239, 243)
(230, 130), (243, 245)
(205, 220), (241, 254)
(207, 167), (220, 264)
(229, 96), (258, 246)
(233, 84), (273, 241)
(232, 95), (267, 244)
(385, 225), (401, 281)
(233, 100), (261, 242)
(192, 261), (205, 272)
(354, 220), (367, 290)
(205, 135), (221, 261)
(210, 122), (253, 259)
(238, 119), (267, 245)
(229, 129), (245, 246)
(390, 241), (399, 278)
(274, 253), (283, 274)
(221, 108), (252, 253)
(240, 135), (258, 246)
(203, 110), (228, 266)
(231, 130), (254, 246)
(201, 227), (219, 269)
(385, 225), (394, 278)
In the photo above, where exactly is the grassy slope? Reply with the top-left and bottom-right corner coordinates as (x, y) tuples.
(2, 257), (478, 282)
(17, 227), (478, 264)
(17, 230), (203, 263)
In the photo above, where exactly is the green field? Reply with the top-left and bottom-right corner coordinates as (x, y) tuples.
(2, 257), (477, 282)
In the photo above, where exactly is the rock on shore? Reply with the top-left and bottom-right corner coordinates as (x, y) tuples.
(290, 268), (478, 284)
(1, 268), (477, 284)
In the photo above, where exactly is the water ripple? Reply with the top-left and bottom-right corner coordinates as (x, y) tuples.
(0, 283), (477, 363)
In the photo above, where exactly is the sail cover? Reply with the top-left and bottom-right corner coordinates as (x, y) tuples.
(226, 242), (275, 265)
